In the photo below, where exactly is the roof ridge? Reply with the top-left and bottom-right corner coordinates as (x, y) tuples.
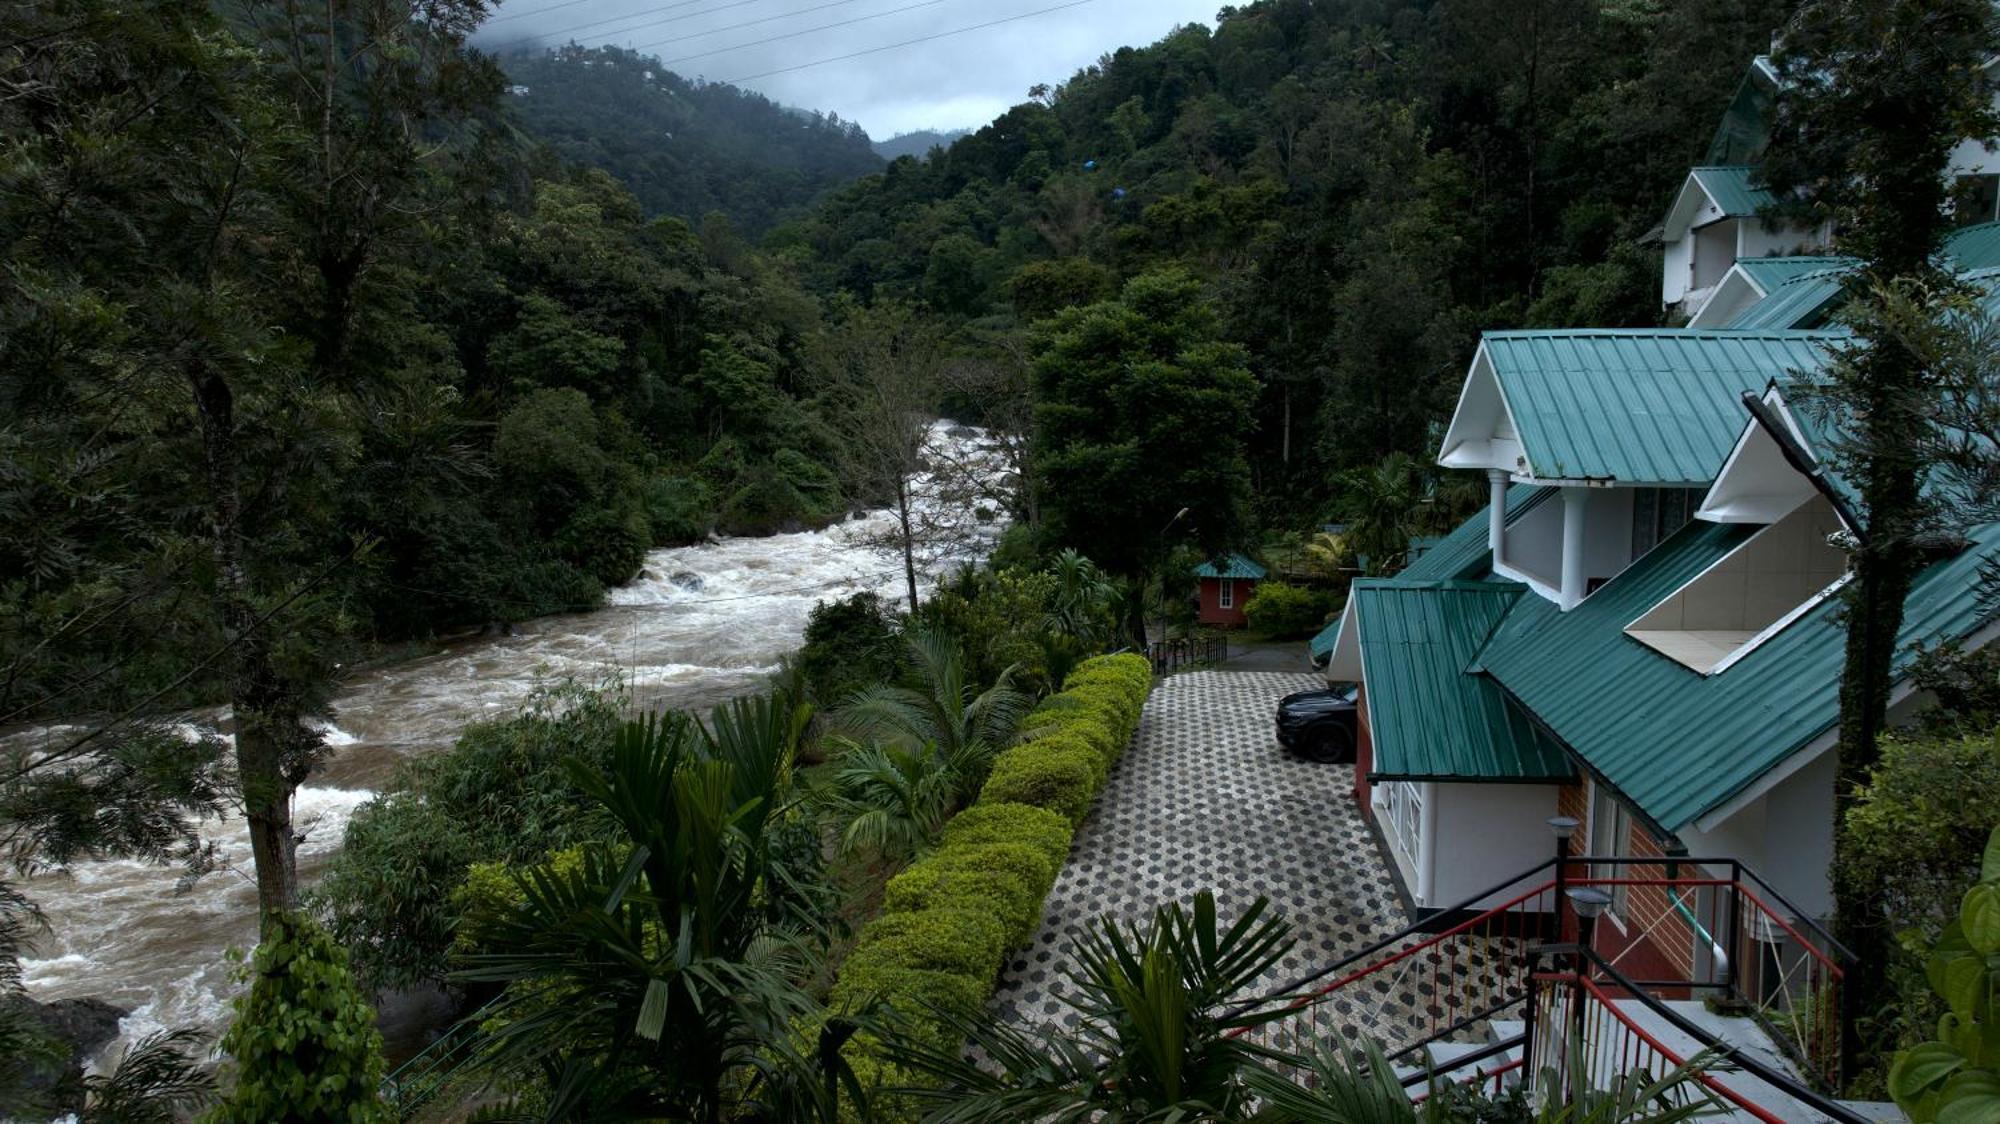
(1481, 327), (1839, 340)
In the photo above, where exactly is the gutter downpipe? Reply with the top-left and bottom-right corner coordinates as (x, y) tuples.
(1664, 843), (1730, 988)
(1487, 469), (1509, 563)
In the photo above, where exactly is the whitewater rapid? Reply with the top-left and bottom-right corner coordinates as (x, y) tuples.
(14, 423), (1007, 1065)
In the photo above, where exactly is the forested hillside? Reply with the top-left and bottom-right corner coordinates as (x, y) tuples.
(499, 44), (883, 233)
(872, 128), (972, 161)
(774, 0), (1776, 522)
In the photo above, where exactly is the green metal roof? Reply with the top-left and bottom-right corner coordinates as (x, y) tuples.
(1946, 222), (2000, 270)
(1725, 271), (1850, 330)
(1482, 330), (1836, 484)
(1472, 519), (2000, 833)
(1310, 485), (1551, 661)
(1731, 256), (1853, 293)
(1351, 580), (1574, 783)
(1690, 166), (1775, 217)
(1193, 552), (1266, 580)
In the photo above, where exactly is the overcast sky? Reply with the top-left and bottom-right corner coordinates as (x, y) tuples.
(476, 0), (1221, 139)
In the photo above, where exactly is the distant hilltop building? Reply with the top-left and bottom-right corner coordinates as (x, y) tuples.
(508, 85), (529, 97)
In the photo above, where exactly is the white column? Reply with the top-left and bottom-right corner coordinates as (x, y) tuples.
(1487, 469), (1508, 564)
(1560, 486), (1588, 610)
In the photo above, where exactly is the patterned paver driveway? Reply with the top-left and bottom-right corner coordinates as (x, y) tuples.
(993, 669), (1404, 1030)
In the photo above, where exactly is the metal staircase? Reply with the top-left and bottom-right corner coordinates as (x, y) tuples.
(1224, 852), (1874, 1121)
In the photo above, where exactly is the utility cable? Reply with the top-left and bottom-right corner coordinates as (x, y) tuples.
(639, 0), (954, 63)
(487, 0), (711, 28)
(722, 0), (1103, 82)
(521, 0), (778, 44)
(573, 0), (880, 49)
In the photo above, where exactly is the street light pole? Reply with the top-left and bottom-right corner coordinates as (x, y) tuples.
(1157, 507), (1190, 647)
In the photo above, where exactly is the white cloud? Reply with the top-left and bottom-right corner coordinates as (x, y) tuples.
(478, 0), (1222, 138)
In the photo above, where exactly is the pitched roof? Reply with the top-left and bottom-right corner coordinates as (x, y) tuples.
(1725, 269), (1850, 329)
(1311, 485), (1553, 660)
(1351, 580), (1574, 783)
(1690, 166), (1775, 217)
(1479, 330), (1836, 484)
(1471, 519), (2000, 832)
(1946, 221), (2000, 270)
(1731, 256), (1853, 293)
(1193, 552), (1266, 580)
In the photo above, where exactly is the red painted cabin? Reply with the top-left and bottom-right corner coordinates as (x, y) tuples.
(1193, 553), (1267, 628)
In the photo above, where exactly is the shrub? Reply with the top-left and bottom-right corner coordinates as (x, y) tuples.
(826, 959), (988, 1024)
(979, 737), (1106, 824)
(1886, 824), (2000, 1124)
(882, 860), (1042, 944)
(205, 913), (389, 1124)
(310, 795), (480, 990)
(798, 593), (905, 709)
(643, 473), (713, 546)
(1243, 580), (1340, 639)
(856, 909), (1009, 977)
(939, 803), (1074, 871)
(931, 841), (1060, 902)
(555, 498), (649, 586)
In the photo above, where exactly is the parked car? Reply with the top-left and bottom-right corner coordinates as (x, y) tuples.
(1275, 685), (1359, 764)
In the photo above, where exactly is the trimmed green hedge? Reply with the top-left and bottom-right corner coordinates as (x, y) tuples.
(828, 653), (1152, 1085)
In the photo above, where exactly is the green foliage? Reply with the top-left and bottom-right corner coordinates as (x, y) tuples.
(453, 694), (837, 1120)
(1032, 268), (1258, 582)
(313, 682), (622, 989)
(798, 592), (906, 709)
(498, 45), (882, 236)
(978, 737), (1106, 825)
(938, 802), (1074, 872)
(1243, 581), (1340, 640)
(642, 474), (713, 546)
(206, 912), (389, 1124)
(1840, 730), (2000, 1068)
(1887, 825), (2000, 1124)
(881, 892), (1295, 1122)
(915, 566), (1060, 692)
(1913, 642), (2000, 737)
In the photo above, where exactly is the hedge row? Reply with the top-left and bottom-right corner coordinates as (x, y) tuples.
(826, 653), (1153, 1090)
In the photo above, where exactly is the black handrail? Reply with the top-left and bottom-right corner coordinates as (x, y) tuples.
(1223, 857), (1560, 1018)
(1557, 945), (1871, 1124)
(1396, 1031), (1527, 1089)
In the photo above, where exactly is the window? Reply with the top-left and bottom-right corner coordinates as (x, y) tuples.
(1630, 487), (1700, 558)
(1218, 579), (1234, 609)
(1589, 784), (1632, 921)
(1388, 782), (1424, 866)
(1626, 495), (1849, 673)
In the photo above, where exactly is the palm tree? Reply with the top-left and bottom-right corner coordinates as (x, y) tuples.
(835, 624), (1032, 790)
(1243, 1037), (1724, 1123)
(1044, 548), (1119, 648)
(879, 892), (1297, 1121)
(452, 697), (850, 1122)
(822, 740), (960, 865)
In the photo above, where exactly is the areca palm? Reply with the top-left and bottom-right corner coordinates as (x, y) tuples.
(881, 892), (1297, 1122)
(823, 740), (960, 864)
(835, 624), (1032, 788)
(452, 697), (851, 1122)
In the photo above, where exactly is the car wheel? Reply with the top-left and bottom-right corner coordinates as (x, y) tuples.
(1302, 726), (1354, 765)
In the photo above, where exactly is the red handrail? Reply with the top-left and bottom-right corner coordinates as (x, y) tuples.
(1223, 877), (1557, 1037)
(1565, 874), (1846, 979)
(1566, 973), (1789, 1124)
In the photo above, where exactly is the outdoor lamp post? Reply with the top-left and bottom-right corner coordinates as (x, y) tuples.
(1567, 887), (1613, 961)
(1157, 507), (1190, 644)
(1548, 815), (1579, 935)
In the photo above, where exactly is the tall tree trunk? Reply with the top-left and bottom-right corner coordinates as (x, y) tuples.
(895, 477), (919, 616)
(192, 369), (299, 928)
(1832, 342), (1926, 1076)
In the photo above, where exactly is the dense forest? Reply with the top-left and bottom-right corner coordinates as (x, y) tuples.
(871, 128), (972, 162)
(776, 0), (1774, 526)
(496, 44), (884, 233)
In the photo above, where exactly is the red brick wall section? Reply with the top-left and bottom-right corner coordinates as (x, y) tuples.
(1196, 577), (1254, 628)
(1557, 781), (1587, 826)
(1597, 821), (1697, 989)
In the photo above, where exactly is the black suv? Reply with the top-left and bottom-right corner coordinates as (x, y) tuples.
(1275, 684), (1359, 764)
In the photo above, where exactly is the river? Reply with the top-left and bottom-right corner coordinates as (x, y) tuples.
(14, 423), (1007, 1066)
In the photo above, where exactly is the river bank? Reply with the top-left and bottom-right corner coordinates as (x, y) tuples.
(12, 424), (1007, 1075)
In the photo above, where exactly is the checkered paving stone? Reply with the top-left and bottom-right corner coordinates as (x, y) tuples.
(991, 670), (1415, 1037)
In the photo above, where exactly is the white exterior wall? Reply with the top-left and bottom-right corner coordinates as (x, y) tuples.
(1581, 488), (1636, 591)
(1949, 134), (2000, 177)
(1691, 219), (1739, 292)
(1427, 783), (1565, 909)
(1502, 493), (1564, 591)
(1662, 237), (1694, 306)
(1679, 751), (1835, 921)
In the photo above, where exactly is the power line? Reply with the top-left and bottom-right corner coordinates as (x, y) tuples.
(576, 0), (878, 50)
(722, 0), (1103, 82)
(640, 0), (955, 64)
(542, 0), (780, 44)
(487, 0), (710, 27)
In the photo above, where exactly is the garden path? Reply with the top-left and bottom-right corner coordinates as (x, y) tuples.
(992, 670), (1406, 1032)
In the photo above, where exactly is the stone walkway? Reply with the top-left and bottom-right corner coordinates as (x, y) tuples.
(993, 670), (1405, 1031)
